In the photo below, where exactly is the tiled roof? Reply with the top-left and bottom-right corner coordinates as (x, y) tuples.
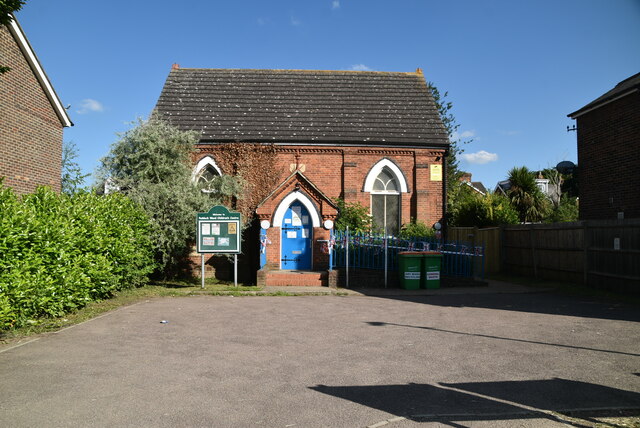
(568, 72), (640, 118)
(471, 181), (487, 194)
(154, 68), (449, 146)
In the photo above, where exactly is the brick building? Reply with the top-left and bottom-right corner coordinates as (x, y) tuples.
(0, 15), (72, 194)
(568, 72), (640, 220)
(154, 67), (449, 284)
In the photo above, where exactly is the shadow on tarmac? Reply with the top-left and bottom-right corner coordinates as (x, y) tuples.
(365, 321), (640, 357)
(360, 292), (640, 323)
(311, 378), (640, 426)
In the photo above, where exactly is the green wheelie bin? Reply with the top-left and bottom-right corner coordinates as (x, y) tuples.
(421, 251), (442, 289)
(398, 252), (422, 290)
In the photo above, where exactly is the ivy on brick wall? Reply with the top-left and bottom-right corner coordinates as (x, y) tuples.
(204, 143), (280, 221)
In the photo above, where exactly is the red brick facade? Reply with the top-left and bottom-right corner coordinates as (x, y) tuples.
(0, 21), (69, 194)
(193, 144), (446, 275)
(574, 91), (640, 220)
(158, 67), (449, 283)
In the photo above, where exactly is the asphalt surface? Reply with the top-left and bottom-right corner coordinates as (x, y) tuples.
(1, 289), (639, 427)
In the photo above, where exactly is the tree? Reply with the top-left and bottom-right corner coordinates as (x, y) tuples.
(545, 195), (578, 223)
(540, 167), (578, 223)
(1, 0), (27, 74)
(97, 115), (243, 278)
(450, 187), (518, 227)
(61, 141), (89, 195)
(506, 166), (550, 223)
(427, 82), (472, 215)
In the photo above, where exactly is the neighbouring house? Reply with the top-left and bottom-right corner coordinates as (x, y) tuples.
(154, 66), (449, 285)
(494, 174), (560, 204)
(568, 72), (640, 220)
(460, 172), (486, 195)
(0, 14), (72, 194)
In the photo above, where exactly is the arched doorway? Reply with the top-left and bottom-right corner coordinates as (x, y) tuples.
(280, 201), (312, 270)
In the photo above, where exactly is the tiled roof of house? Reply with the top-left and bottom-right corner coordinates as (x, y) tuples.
(471, 181), (487, 194)
(154, 67), (449, 146)
(568, 71), (640, 118)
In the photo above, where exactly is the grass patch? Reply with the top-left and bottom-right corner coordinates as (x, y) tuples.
(0, 280), (263, 344)
(0, 279), (341, 345)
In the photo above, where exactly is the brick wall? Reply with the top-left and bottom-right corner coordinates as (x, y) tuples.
(197, 144), (446, 227)
(0, 25), (63, 194)
(577, 92), (640, 220)
(193, 137), (446, 277)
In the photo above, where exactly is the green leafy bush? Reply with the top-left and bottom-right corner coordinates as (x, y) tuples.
(334, 198), (372, 233)
(451, 191), (519, 228)
(0, 184), (155, 329)
(545, 195), (579, 223)
(399, 219), (435, 239)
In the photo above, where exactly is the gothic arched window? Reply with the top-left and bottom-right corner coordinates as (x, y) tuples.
(370, 167), (400, 235)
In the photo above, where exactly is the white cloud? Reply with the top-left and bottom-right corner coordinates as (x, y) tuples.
(76, 98), (104, 114)
(332, 1), (340, 9)
(290, 15), (301, 26)
(461, 150), (499, 165)
(451, 130), (476, 141)
(348, 64), (373, 71)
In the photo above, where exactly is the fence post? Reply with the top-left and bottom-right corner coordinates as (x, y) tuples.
(346, 226), (350, 289)
(329, 228), (333, 272)
(530, 225), (538, 278)
(582, 220), (588, 286)
(384, 234), (388, 288)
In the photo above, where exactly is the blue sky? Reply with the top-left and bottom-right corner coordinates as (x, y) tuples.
(14, 0), (640, 189)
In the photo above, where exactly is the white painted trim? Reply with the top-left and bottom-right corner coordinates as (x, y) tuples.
(192, 155), (223, 182)
(7, 16), (72, 127)
(363, 158), (408, 193)
(272, 192), (321, 228)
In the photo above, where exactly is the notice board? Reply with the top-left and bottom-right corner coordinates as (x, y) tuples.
(196, 206), (241, 253)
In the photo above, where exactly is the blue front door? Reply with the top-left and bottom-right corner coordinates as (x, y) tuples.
(281, 201), (312, 270)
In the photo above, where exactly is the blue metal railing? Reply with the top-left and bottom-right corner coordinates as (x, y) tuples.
(330, 229), (484, 280)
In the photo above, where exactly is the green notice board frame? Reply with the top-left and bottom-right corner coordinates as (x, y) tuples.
(196, 205), (241, 254)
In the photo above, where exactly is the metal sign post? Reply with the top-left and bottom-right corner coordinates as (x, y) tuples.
(196, 206), (242, 288)
(234, 254), (238, 287)
(201, 254), (205, 289)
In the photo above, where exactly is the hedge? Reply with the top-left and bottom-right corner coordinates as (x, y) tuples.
(0, 184), (156, 329)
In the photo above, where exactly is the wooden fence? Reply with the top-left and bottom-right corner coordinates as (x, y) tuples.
(452, 219), (640, 294)
(448, 227), (501, 274)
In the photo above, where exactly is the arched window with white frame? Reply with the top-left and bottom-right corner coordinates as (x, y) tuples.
(192, 156), (222, 192)
(363, 159), (408, 236)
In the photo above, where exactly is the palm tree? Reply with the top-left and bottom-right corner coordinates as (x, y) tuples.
(507, 166), (550, 223)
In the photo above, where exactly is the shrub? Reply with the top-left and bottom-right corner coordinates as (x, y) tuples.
(334, 198), (372, 233)
(399, 219), (435, 239)
(0, 184), (155, 329)
(545, 195), (579, 223)
(451, 191), (519, 228)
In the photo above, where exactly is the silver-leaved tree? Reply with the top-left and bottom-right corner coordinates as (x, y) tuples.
(97, 115), (243, 278)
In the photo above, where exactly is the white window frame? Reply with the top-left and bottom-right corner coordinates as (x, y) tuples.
(365, 160), (405, 235)
(363, 159), (408, 193)
(192, 156), (223, 183)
